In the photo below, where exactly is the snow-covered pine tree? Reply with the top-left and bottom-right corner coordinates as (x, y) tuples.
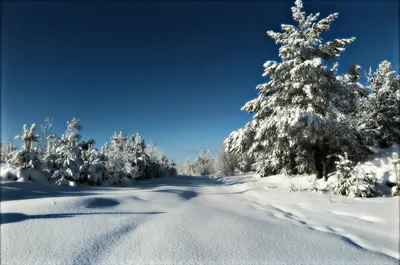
(214, 146), (238, 176)
(331, 153), (377, 198)
(356, 61), (400, 148)
(1, 139), (18, 162)
(390, 152), (400, 196)
(339, 65), (366, 113)
(145, 141), (163, 163)
(237, 153), (254, 173)
(168, 160), (177, 176)
(144, 141), (166, 178)
(225, 0), (365, 179)
(194, 150), (215, 176)
(42, 133), (68, 174)
(180, 157), (195, 176)
(13, 124), (41, 168)
(52, 118), (83, 167)
(145, 142), (176, 178)
(39, 116), (54, 156)
(128, 133), (149, 179)
(104, 131), (130, 184)
(80, 139), (97, 162)
(77, 139), (105, 185)
(54, 118), (84, 179)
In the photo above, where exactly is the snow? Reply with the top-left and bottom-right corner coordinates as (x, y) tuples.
(1, 160), (399, 264)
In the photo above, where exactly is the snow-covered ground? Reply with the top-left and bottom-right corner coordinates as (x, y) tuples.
(1, 164), (399, 265)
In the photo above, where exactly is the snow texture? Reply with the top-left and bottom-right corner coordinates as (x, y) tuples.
(1, 156), (399, 264)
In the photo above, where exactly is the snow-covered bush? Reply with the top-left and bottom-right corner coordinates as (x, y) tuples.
(194, 150), (215, 176)
(79, 160), (104, 185)
(331, 153), (378, 198)
(52, 169), (73, 186)
(308, 176), (319, 192)
(0, 167), (18, 180)
(214, 147), (237, 176)
(10, 151), (41, 169)
(389, 152), (400, 196)
(288, 180), (299, 192)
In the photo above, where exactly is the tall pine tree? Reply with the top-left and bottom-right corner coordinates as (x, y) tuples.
(225, 0), (366, 180)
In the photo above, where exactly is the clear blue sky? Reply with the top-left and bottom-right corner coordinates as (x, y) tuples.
(1, 0), (398, 165)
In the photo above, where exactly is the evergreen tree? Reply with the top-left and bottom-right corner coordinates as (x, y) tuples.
(214, 146), (238, 176)
(356, 61), (400, 147)
(39, 117), (54, 156)
(181, 157), (194, 176)
(1, 137), (18, 162)
(12, 124), (41, 168)
(105, 131), (131, 184)
(194, 150), (215, 176)
(225, 0), (365, 180)
(331, 153), (377, 198)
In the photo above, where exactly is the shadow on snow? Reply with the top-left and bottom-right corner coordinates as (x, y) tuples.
(133, 175), (224, 189)
(153, 189), (198, 200)
(0, 181), (112, 202)
(0, 211), (166, 225)
(0, 175), (223, 202)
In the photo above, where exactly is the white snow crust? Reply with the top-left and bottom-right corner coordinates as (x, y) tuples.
(1, 157), (399, 264)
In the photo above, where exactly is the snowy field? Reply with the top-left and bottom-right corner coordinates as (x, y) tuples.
(1, 164), (399, 264)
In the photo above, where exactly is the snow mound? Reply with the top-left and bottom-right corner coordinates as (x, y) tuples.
(0, 165), (49, 183)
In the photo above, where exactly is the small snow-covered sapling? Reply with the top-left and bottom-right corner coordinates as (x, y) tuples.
(15, 124), (40, 152)
(390, 152), (400, 196)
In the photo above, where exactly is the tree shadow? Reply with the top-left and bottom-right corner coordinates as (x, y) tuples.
(85, 197), (120, 208)
(0, 181), (116, 202)
(133, 175), (224, 189)
(0, 175), (224, 202)
(0, 211), (166, 225)
(153, 189), (198, 200)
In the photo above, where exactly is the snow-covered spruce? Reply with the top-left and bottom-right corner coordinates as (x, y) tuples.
(331, 153), (378, 198)
(389, 152), (400, 196)
(214, 146), (238, 176)
(103, 131), (176, 184)
(38, 116), (54, 156)
(179, 151), (215, 176)
(356, 61), (400, 148)
(45, 118), (91, 184)
(194, 150), (215, 176)
(224, 0), (368, 179)
(3, 118), (176, 186)
(179, 157), (195, 176)
(0, 140), (18, 162)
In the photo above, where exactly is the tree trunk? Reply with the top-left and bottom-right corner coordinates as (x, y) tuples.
(288, 149), (297, 174)
(314, 139), (328, 180)
(314, 142), (323, 179)
(322, 158), (328, 181)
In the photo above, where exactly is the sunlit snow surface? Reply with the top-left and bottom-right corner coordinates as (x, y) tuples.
(1, 161), (399, 264)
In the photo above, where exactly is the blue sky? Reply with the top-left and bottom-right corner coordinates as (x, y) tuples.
(1, 0), (398, 165)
